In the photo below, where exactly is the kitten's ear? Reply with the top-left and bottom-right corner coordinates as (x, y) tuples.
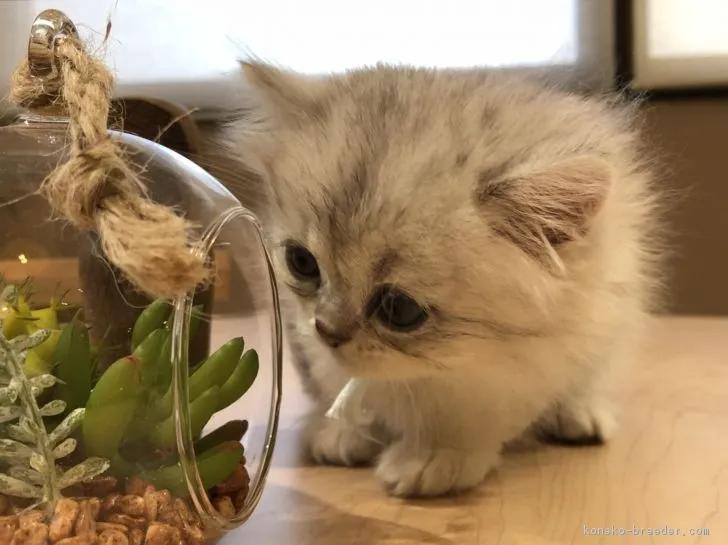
(478, 155), (612, 263)
(241, 61), (326, 122)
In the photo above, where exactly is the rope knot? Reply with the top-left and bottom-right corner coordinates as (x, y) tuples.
(10, 18), (210, 298)
(42, 138), (141, 230)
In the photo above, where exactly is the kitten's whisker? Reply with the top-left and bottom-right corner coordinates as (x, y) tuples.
(184, 152), (270, 202)
(452, 316), (543, 338)
(402, 379), (423, 449)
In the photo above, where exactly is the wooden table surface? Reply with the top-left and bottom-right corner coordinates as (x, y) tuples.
(229, 316), (728, 545)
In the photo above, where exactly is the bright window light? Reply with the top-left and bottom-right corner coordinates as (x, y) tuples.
(1, 0), (581, 112)
(228, 0), (578, 73)
(633, 0), (728, 89)
(647, 0), (728, 58)
(17, 0), (578, 78)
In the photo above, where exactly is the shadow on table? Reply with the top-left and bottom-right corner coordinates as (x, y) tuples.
(232, 484), (455, 545)
(266, 425), (547, 512)
(270, 425), (311, 470)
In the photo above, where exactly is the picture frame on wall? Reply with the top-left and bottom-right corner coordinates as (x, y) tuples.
(623, 0), (728, 92)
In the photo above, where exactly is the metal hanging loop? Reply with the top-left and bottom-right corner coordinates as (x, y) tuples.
(27, 9), (79, 78)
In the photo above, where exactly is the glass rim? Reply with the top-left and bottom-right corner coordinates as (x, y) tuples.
(170, 205), (284, 531)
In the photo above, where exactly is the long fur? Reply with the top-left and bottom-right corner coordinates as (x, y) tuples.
(202, 63), (665, 497)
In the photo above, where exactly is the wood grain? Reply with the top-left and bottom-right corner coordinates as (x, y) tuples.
(228, 316), (728, 545)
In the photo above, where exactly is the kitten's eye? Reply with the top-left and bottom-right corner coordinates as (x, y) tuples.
(369, 286), (428, 332)
(285, 244), (320, 282)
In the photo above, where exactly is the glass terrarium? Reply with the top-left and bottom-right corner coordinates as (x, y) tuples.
(0, 114), (283, 544)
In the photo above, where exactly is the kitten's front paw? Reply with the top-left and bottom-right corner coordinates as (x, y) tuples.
(375, 442), (498, 498)
(308, 417), (382, 467)
(537, 398), (616, 445)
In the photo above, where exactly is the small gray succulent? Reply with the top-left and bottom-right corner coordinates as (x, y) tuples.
(0, 284), (109, 514)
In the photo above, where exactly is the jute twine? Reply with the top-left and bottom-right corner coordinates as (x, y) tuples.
(9, 35), (210, 299)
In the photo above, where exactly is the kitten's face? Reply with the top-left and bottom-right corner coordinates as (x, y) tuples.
(235, 63), (623, 380)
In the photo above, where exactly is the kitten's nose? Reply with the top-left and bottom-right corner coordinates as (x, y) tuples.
(315, 319), (352, 348)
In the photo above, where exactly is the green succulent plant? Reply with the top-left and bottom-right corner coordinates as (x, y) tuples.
(0, 278), (258, 512)
(76, 298), (258, 498)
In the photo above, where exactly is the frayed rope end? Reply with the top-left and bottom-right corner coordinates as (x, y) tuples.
(11, 34), (210, 300)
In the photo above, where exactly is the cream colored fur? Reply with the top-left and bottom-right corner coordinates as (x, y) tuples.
(208, 63), (663, 498)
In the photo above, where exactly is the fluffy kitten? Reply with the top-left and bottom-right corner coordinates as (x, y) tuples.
(209, 62), (662, 498)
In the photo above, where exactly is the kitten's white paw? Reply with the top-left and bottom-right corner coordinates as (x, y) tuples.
(375, 442), (498, 498)
(538, 398), (616, 444)
(308, 417), (381, 467)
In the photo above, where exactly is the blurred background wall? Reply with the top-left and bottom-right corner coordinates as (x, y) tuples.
(1, 0), (727, 315)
